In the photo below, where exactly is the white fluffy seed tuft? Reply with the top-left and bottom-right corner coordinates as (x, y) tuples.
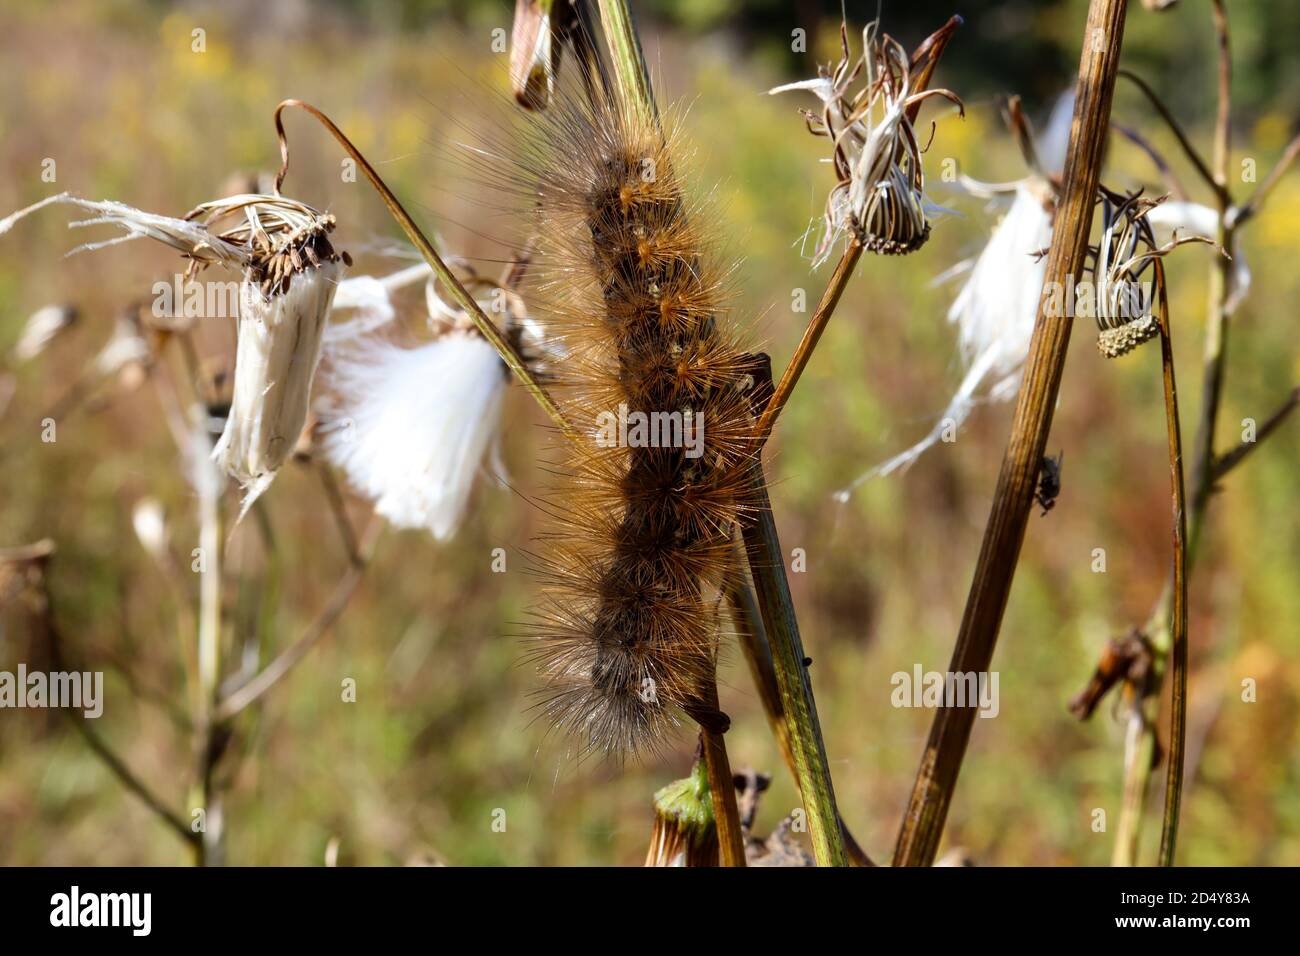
(321, 331), (507, 540)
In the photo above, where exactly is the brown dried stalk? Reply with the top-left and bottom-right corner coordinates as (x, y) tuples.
(892, 0), (1131, 867)
(1151, 258), (1189, 867)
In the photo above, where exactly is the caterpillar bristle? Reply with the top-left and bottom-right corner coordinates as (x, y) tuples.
(514, 72), (760, 760)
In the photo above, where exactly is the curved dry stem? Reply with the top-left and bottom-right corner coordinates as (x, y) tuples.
(1117, 71), (1226, 204)
(271, 99), (579, 445)
(1235, 133), (1300, 227)
(755, 240), (863, 443)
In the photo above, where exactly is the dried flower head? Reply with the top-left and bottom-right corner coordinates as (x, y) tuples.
(1089, 192), (1217, 358)
(835, 92), (1071, 496)
(188, 196), (350, 514)
(0, 191), (351, 516)
(770, 20), (962, 263)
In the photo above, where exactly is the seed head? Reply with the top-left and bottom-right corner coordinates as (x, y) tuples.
(1089, 192), (1218, 358)
(770, 20), (962, 263)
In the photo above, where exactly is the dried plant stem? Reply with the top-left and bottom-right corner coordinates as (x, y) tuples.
(1211, 387), (1299, 480)
(1235, 132), (1300, 226)
(697, 678), (747, 867)
(1210, 0), (1231, 189)
(1152, 261), (1189, 867)
(1111, 702), (1155, 865)
(1117, 70), (1226, 203)
(214, 518), (380, 723)
(1112, 1), (1235, 863)
(317, 461), (362, 567)
(740, 464), (847, 867)
(756, 241), (863, 442)
(271, 100), (579, 445)
(28, 543), (199, 851)
(70, 712), (198, 847)
(892, 0), (1130, 867)
(195, 426), (224, 866)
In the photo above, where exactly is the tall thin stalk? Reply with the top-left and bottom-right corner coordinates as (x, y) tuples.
(726, 568), (874, 865)
(194, 414), (224, 866)
(739, 464), (847, 867)
(1152, 260), (1189, 867)
(1111, 0), (1233, 864)
(892, 0), (1130, 867)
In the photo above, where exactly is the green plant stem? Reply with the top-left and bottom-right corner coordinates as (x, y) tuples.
(596, 0), (655, 127)
(726, 569), (874, 865)
(892, 0), (1130, 867)
(739, 464), (847, 867)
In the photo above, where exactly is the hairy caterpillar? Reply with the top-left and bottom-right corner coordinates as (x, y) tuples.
(516, 69), (760, 758)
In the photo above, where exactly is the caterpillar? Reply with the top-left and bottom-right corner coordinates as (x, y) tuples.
(516, 67), (760, 759)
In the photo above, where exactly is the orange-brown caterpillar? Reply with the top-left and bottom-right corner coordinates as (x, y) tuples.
(520, 80), (758, 758)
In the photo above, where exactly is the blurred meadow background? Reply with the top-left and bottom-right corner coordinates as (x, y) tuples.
(1, 0), (1297, 865)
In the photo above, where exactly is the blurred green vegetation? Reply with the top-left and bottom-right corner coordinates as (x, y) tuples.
(0, 0), (1297, 865)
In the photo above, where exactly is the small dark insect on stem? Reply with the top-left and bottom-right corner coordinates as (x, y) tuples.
(1034, 451), (1063, 515)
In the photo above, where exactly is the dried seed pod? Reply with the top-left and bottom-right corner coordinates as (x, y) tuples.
(1089, 192), (1217, 358)
(769, 18), (962, 263)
